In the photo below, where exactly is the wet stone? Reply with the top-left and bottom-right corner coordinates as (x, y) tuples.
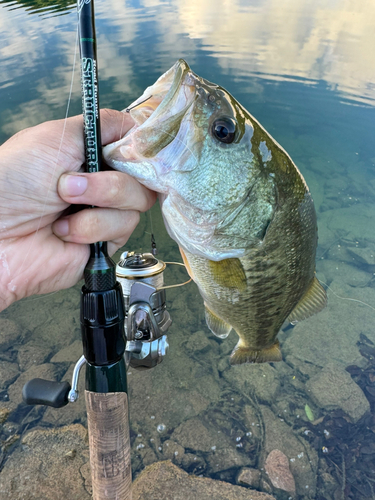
(223, 363), (280, 403)
(285, 355), (320, 379)
(319, 471), (339, 496)
(282, 283), (374, 369)
(346, 245), (375, 270)
(218, 331), (237, 356)
(0, 407), (10, 424)
(260, 405), (318, 497)
(0, 360), (19, 390)
(162, 439), (185, 463)
(319, 258), (372, 288)
(0, 318), (22, 350)
(0, 424), (90, 500)
(171, 417), (218, 452)
(183, 329), (213, 354)
(127, 345), (221, 432)
(171, 416), (251, 473)
(180, 452), (206, 472)
(50, 340), (83, 363)
(305, 362), (370, 423)
(264, 449), (296, 494)
(17, 341), (51, 372)
(207, 445), (251, 474)
(132, 441), (159, 468)
(237, 467), (261, 488)
(132, 460), (276, 500)
(217, 357), (230, 373)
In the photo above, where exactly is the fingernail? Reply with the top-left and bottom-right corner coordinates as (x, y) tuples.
(53, 218), (69, 237)
(61, 174), (88, 196)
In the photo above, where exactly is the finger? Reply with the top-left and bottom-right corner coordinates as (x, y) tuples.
(52, 207), (140, 246)
(58, 171), (157, 212)
(11, 109), (135, 172)
(63, 108), (134, 145)
(62, 109), (135, 161)
(99, 108), (135, 145)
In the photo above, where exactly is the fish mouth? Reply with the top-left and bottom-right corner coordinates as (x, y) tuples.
(125, 59), (196, 129)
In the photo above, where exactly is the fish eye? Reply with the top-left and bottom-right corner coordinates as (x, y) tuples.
(212, 117), (236, 144)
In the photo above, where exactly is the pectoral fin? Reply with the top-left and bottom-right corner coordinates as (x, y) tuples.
(230, 340), (282, 364)
(208, 258), (247, 291)
(288, 276), (327, 325)
(179, 247), (194, 280)
(205, 304), (232, 339)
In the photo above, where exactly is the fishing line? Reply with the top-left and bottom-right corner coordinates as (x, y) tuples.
(158, 261), (192, 290)
(13, 25), (79, 286)
(158, 118), (198, 164)
(125, 95), (153, 112)
(22, 290), (62, 303)
(117, 95), (154, 140)
(320, 279), (375, 312)
(118, 111), (128, 142)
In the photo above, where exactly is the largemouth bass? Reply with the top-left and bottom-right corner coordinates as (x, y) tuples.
(103, 59), (327, 364)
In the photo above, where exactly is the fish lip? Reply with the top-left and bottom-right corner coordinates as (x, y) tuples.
(126, 59), (195, 126)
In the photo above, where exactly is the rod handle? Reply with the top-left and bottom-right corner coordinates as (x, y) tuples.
(85, 391), (132, 499)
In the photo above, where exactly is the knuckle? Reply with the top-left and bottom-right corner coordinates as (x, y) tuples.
(106, 174), (121, 201)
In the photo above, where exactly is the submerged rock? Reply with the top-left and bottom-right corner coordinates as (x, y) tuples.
(127, 344), (221, 432)
(305, 363), (370, 423)
(17, 341), (51, 371)
(0, 424), (90, 500)
(170, 416), (251, 473)
(282, 283), (375, 369)
(346, 246), (375, 270)
(223, 363), (280, 403)
(260, 405), (318, 497)
(237, 467), (261, 488)
(0, 317), (22, 350)
(171, 417), (219, 452)
(132, 460), (275, 500)
(0, 407), (10, 424)
(264, 449), (296, 494)
(0, 360), (19, 390)
(50, 340), (83, 363)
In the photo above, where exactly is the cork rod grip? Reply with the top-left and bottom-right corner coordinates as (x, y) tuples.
(85, 391), (132, 499)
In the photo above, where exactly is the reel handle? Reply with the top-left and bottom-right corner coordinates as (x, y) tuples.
(22, 378), (71, 408)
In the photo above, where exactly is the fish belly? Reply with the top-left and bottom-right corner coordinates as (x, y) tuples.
(180, 195), (322, 364)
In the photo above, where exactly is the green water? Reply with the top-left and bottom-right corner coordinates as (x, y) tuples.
(1, 1), (375, 499)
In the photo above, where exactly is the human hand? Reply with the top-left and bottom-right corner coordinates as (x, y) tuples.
(0, 109), (156, 312)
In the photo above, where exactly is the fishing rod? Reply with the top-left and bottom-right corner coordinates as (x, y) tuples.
(21, 1), (173, 498)
(75, 0), (132, 497)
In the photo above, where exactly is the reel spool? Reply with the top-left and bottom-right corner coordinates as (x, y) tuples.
(116, 251), (172, 369)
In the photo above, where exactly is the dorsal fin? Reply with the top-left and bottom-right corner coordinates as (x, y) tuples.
(288, 276), (327, 324)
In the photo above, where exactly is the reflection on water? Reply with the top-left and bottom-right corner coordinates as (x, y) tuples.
(0, 0), (74, 15)
(0, 0), (375, 499)
(1, 0), (375, 139)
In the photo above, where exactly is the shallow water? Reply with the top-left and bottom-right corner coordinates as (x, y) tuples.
(1, 1), (375, 499)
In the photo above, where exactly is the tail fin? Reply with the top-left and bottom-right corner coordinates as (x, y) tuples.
(230, 340), (282, 365)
